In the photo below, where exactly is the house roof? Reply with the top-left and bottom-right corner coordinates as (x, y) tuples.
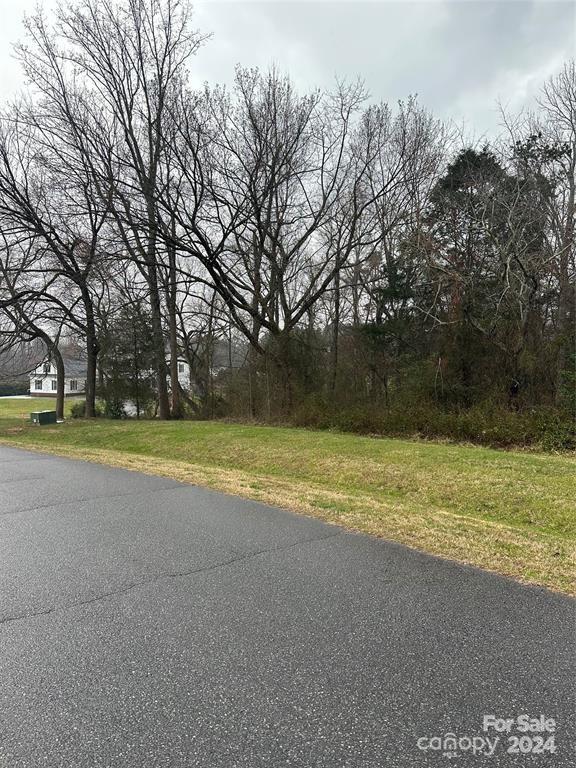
(62, 358), (87, 378)
(32, 356), (87, 378)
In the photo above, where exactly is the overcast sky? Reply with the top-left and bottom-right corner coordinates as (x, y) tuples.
(0, 0), (573, 137)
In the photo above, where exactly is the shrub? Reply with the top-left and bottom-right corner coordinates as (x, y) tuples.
(290, 397), (575, 451)
(70, 400), (86, 419)
(103, 397), (126, 420)
(70, 400), (103, 419)
(0, 381), (28, 396)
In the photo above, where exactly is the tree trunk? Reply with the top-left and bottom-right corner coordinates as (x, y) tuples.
(248, 236), (263, 418)
(82, 292), (99, 418)
(247, 318), (262, 418)
(147, 260), (171, 419)
(276, 329), (293, 414)
(25, 325), (65, 419)
(34, 329), (65, 419)
(167, 244), (182, 418)
(85, 341), (99, 417)
(132, 320), (141, 419)
(204, 298), (215, 415)
(42, 338), (65, 421)
(556, 161), (575, 405)
(53, 349), (65, 421)
(329, 269), (340, 398)
(169, 344), (180, 416)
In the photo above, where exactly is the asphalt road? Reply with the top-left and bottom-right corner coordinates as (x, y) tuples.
(0, 444), (574, 767)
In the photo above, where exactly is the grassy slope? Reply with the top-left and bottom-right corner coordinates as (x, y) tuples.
(1, 398), (574, 595)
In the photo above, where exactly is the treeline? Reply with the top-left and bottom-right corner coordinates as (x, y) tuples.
(0, 0), (574, 448)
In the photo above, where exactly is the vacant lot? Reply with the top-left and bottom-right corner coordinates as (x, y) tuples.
(1, 398), (574, 594)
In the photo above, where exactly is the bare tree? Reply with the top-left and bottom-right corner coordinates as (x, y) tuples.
(0, 231), (67, 418)
(0, 112), (110, 416)
(537, 61), (576, 401)
(16, 0), (206, 419)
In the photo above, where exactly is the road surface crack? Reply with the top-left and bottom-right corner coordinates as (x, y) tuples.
(0, 483), (181, 517)
(0, 530), (342, 627)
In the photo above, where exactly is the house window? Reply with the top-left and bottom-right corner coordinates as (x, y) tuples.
(51, 380), (57, 391)
(178, 363), (185, 374)
(35, 379), (43, 391)
(43, 362), (50, 374)
(70, 380), (78, 391)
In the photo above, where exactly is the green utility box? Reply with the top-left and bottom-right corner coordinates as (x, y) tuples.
(30, 410), (58, 425)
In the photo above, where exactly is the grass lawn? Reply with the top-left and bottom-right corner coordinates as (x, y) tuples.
(1, 398), (574, 595)
(0, 397), (82, 420)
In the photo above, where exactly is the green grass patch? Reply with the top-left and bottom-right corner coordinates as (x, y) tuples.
(0, 400), (574, 595)
(0, 397), (82, 422)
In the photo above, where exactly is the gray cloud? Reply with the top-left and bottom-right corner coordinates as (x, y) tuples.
(0, 0), (573, 136)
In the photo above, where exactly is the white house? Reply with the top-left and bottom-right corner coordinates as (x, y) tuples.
(29, 355), (190, 398)
(174, 357), (191, 390)
(29, 358), (87, 397)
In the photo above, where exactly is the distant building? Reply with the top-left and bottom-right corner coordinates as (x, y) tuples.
(174, 357), (191, 390)
(29, 357), (87, 397)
